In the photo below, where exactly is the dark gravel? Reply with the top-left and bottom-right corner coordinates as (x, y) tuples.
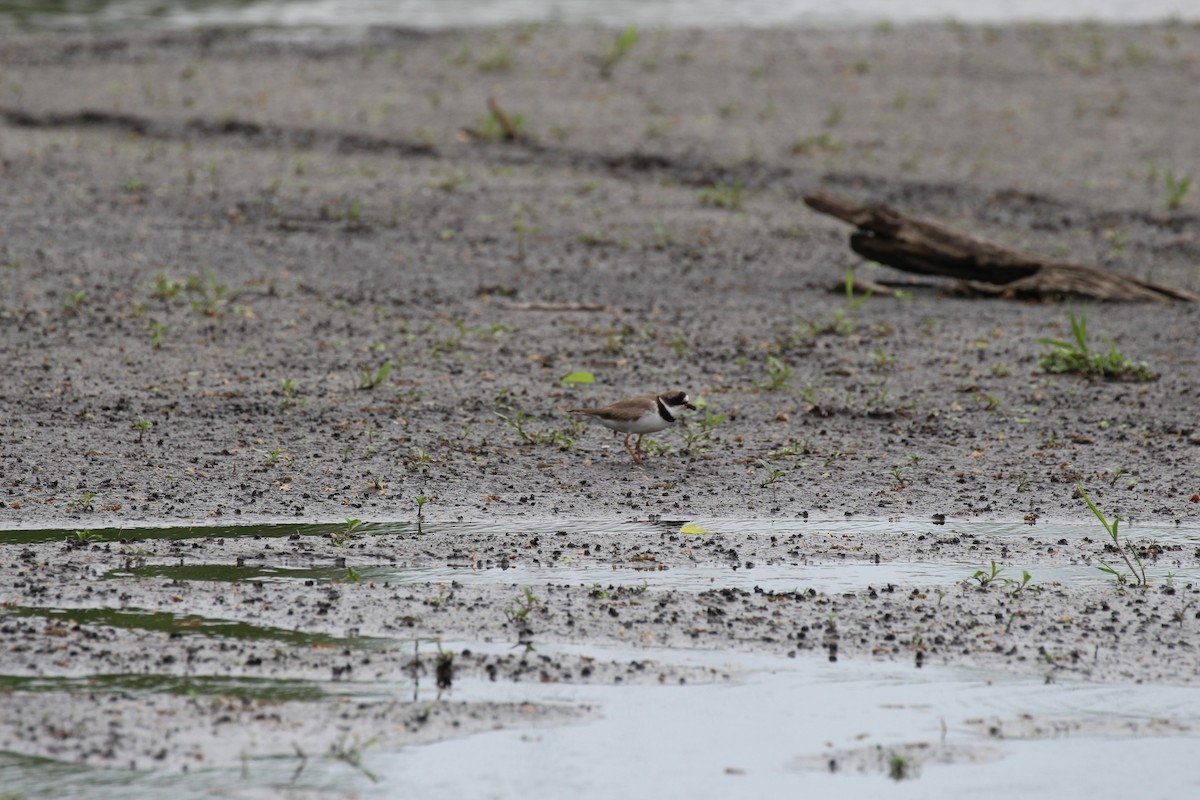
(1, 21), (1199, 772)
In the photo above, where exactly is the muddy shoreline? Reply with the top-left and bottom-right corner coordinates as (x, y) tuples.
(0, 22), (1197, 530)
(3, 516), (1199, 775)
(1, 20), (1199, 785)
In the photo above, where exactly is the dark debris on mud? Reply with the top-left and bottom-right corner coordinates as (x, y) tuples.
(0, 25), (1198, 530)
(2, 21), (1200, 774)
(3, 522), (1199, 768)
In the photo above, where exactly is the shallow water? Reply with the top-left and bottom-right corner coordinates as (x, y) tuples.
(3, 518), (1198, 797)
(100, 558), (1200, 593)
(3, 644), (1199, 798)
(0, 0), (1193, 30)
(8, 516), (1198, 592)
(4, 514), (1197, 543)
(366, 651), (1200, 800)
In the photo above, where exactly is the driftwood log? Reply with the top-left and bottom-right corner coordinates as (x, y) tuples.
(804, 190), (1199, 302)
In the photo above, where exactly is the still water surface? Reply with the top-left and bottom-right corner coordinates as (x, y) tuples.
(3, 518), (1199, 798)
(0, 0), (1193, 29)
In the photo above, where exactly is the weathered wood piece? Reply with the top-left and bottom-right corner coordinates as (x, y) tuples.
(804, 190), (1199, 302)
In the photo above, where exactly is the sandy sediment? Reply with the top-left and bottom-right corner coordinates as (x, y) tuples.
(0, 23), (1197, 528)
(1, 21), (1199, 773)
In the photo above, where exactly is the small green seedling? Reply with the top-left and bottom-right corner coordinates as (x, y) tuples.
(355, 360), (394, 390)
(833, 267), (871, 334)
(415, 495), (429, 532)
(758, 459), (786, 487)
(888, 752), (914, 781)
(1078, 481), (1147, 585)
(150, 273), (181, 301)
(1039, 309), (1153, 381)
(62, 289), (88, 312)
(66, 490), (98, 512)
(598, 24), (639, 78)
(496, 407), (538, 443)
(147, 320), (166, 349)
(968, 561), (1005, 588)
(966, 561), (1037, 595)
(132, 416), (153, 443)
(406, 448), (433, 472)
(503, 586), (543, 624)
(513, 211), (537, 260)
(477, 45), (514, 73)
(189, 268), (230, 318)
(279, 377), (298, 407)
(329, 735), (379, 782)
(758, 355), (792, 391)
(495, 407), (574, 449)
(330, 518), (362, 547)
(680, 401), (724, 454)
(1007, 569), (1035, 596)
(698, 182), (744, 211)
(1164, 170), (1193, 210)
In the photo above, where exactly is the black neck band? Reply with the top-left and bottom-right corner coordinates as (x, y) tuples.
(656, 396), (674, 423)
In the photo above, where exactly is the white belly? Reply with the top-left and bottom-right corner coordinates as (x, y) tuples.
(599, 412), (671, 435)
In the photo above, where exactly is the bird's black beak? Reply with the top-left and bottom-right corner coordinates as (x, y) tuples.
(685, 401), (697, 411)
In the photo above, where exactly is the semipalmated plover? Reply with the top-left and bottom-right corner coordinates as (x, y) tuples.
(570, 389), (696, 462)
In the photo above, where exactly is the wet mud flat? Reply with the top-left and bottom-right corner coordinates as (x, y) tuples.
(0, 23), (1197, 531)
(1, 18), (1200, 795)
(3, 517), (1200, 790)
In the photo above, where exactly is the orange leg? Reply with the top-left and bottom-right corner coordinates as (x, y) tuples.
(635, 435), (645, 460)
(623, 434), (642, 463)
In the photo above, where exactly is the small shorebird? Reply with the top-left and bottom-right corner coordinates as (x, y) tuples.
(570, 389), (696, 463)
